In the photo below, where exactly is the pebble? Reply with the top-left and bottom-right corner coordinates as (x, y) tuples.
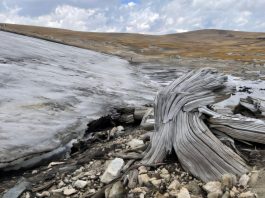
(100, 158), (124, 183)
(117, 126), (124, 132)
(107, 181), (125, 198)
(127, 139), (144, 149)
(150, 178), (162, 188)
(36, 191), (50, 197)
(138, 174), (151, 186)
(207, 191), (222, 198)
(239, 191), (256, 198)
(58, 181), (65, 188)
(221, 173), (237, 189)
(177, 187), (190, 198)
(239, 174), (250, 187)
(73, 180), (87, 189)
(168, 180), (180, 191)
(248, 171), (259, 187)
(48, 161), (65, 168)
(130, 187), (149, 194)
(138, 166), (148, 174)
(203, 181), (222, 194)
(160, 168), (170, 181)
(63, 187), (77, 196)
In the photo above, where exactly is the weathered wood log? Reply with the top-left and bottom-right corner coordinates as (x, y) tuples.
(240, 96), (265, 116)
(205, 108), (265, 144)
(143, 68), (249, 182)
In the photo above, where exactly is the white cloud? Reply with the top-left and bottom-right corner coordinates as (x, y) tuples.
(0, 0), (265, 34)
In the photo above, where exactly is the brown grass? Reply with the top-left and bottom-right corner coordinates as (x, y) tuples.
(1, 23), (265, 64)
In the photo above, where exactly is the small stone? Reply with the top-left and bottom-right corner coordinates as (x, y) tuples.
(239, 191), (256, 198)
(203, 181), (222, 194)
(185, 181), (202, 195)
(239, 174), (250, 187)
(160, 168), (170, 181)
(207, 192), (222, 198)
(138, 166), (148, 174)
(89, 189), (96, 193)
(48, 161), (65, 168)
(130, 187), (149, 194)
(221, 173), (237, 189)
(248, 171), (259, 187)
(138, 174), (150, 186)
(32, 170), (38, 174)
(73, 180), (87, 189)
(177, 187), (190, 198)
(36, 191), (50, 197)
(127, 139), (144, 149)
(150, 178), (162, 188)
(110, 127), (118, 136)
(107, 181), (125, 198)
(25, 192), (31, 198)
(117, 126), (124, 132)
(169, 190), (178, 197)
(168, 180), (180, 191)
(58, 181), (65, 188)
(63, 187), (77, 196)
(139, 193), (145, 198)
(51, 188), (65, 193)
(222, 190), (230, 198)
(100, 158), (124, 183)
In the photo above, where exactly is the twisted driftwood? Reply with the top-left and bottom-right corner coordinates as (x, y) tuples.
(143, 68), (250, 182)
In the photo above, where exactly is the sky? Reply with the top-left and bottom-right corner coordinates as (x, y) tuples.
(0, 0), (265, 34)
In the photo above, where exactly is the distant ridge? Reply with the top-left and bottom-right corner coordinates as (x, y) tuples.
(1, 23), (265, 64)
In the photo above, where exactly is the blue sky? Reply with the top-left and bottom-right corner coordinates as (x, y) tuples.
(0, 0), (264, 34)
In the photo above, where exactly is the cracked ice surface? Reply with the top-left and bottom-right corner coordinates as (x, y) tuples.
(0, 31), (158, 169)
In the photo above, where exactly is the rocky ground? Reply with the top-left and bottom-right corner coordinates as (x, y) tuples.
(0, 106), (263, 198)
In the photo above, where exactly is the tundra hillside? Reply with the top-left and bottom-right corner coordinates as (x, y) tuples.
(1, 23), (265, 68)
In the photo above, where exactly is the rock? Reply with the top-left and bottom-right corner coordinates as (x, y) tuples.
(150, 178), (162, 188)
(101, 158), (124, 183)
(139, 193), (145, 198)
(168, 180), (180, 191)
(127, 139), (144, 149)
(239, 191), (256, 198)
(239, 174), (250, 187)
(138, 174), (151, 186)
(117, 126), (124, 132)
(230, 187), (239, 197)
(203, 181), (222, 194)
(25, 192), (31, 198)
(160, 168), (170, 181)
(169, 190), (178, 197)
(138, 166), (148, 174)
(110, 127), (118, 137)
(2, 178), (31, 198)
(106, 181), (125, 198)
(73, 180), (87, 189)
(140, 108), (154, 131)
(185, 181), (202, 195)
(63, 187), (77, 196)
(51, 188), (65, 193)
(177, 187), (190, 198)
(130, 187), (149, 194)
(58, 181), (65, 188)
(48, 161), (65, 168)
(222, 190), (230, 198)
(119, 114), (134, 124)
(248, 171), (260, 187)
(134, 107), (149, 120)
(207, 192), (222, 198)
(221, 173), (237, 189)
(36, 191), (50, 197)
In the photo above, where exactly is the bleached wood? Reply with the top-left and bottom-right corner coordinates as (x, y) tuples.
(143, 68), (249, 182)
